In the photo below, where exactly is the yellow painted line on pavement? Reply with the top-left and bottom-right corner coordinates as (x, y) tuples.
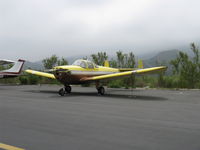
(0, 143), (25, 150)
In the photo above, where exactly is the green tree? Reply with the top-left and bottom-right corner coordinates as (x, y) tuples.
(170, 43), (200, 88)
(116, 51), (135, 68)
(109, 59), (117, 68)
(91, 52), (108, 66)
(115, 51), (136, 88)
(42, 55), (68, 69)
(116, 51), (125, 67)
(42, 54), (58, 69)
(57, 57), (68, 66)
(127, 52), (135, 68)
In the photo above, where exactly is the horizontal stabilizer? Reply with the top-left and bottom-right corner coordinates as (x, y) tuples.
(1, 59), (25, 74)
(0, 59), (15, 65)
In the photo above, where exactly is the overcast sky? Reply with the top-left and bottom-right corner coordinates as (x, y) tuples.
(0, 0), (200, 61)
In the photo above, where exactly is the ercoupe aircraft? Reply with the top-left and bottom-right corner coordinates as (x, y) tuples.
(26, 59), (167, 96)
(0, 59), (25, 78)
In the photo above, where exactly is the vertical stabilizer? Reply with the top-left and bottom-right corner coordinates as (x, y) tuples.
(104, 60), (110, 67)
(138, 59), (143, 69)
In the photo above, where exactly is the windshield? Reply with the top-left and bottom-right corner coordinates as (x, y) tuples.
(72, 60), (82, 66)
(88, 62), (94, 69)
(72, 59), (98, 68)
(72, 59), (87, 68)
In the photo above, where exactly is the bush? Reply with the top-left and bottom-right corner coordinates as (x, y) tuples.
(108, 79), (124, 88)
(19, 76), (28, 85)
(28, 74), (39, 84)
(81, 83), (90, 87)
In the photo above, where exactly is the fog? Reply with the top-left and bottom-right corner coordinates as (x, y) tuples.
(0, 0), (200, 61)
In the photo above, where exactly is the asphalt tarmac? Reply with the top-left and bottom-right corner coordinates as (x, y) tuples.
(0, 85), (200, 150)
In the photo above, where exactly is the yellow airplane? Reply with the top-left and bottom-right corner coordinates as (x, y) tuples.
(25, 59), (167, 96)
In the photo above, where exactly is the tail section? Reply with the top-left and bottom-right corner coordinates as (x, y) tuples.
(118, 59), (144, 72)
(138, 59), (143, 69)
(104, 60), (110, 67)
(3, 59), (25, 74)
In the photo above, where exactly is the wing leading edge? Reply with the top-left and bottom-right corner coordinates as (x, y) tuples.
(81, 66), (167, 81)
(25, 70), (55, 79)
(26, 66), (167, 82)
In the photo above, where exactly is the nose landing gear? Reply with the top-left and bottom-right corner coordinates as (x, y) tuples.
(96, 82), (105, 95)
(97, 86), (105, 95)
(58, 85), (72, 96)
(58, 88), (65, 96)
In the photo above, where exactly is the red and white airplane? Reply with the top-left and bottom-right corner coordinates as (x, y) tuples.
(0, 59), (25, 78)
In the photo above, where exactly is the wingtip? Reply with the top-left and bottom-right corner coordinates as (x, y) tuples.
(18, 59), (26, 62)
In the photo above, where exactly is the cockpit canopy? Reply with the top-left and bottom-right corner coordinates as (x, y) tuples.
(72, 59), (98, 69)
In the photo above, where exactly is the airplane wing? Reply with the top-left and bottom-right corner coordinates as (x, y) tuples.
(25, 69), (56, 79)
(81, 66), (167, 81)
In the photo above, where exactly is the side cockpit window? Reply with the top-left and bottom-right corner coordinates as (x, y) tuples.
(88, 62), (94, 69)
(80, 61), (87, 68)
(72, 60), (86, 68)
(73, 59), (98, 68)
(72, 60), (81, 66)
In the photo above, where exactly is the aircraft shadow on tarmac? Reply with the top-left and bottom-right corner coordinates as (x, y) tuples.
(26, 89), (168, 101)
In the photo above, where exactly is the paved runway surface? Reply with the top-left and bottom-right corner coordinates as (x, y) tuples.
(0, 85), (200, 150)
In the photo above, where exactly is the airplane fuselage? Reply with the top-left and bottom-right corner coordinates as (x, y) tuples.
(53, 65), (119, 85)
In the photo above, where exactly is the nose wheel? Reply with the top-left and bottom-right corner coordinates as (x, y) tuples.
(97, 86), (105, 95)
(65, 85), (71, 93)
(58, 88), (65, 96)
(58, 85), (72, 96)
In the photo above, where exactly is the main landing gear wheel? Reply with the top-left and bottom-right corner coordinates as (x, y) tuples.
(58, 85), (72, 96)
(58, 88), (65, 96)
(65, 85), (71, 93)
(97, 86), (105, 95)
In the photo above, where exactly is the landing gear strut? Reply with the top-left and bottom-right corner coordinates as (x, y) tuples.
(97, 86), (105, 95)
(96, 82), (105, 95)
(58, 85), (72, 96)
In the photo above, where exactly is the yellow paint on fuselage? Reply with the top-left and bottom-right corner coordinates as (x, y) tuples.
(54, 65), (119, 73)
(52, 65), (120, 85)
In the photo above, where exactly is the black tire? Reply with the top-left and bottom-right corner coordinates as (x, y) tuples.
(58, 88), (65, 96)
(98, 87), (105, 95)
(65, 86), (72, 93)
